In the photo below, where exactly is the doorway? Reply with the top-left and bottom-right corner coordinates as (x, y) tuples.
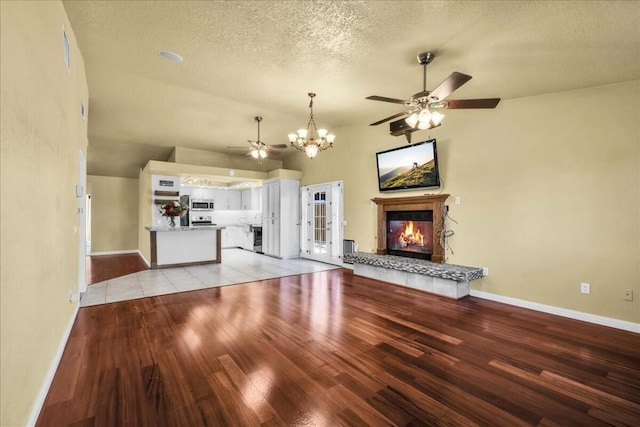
(300, 181), (344, 265)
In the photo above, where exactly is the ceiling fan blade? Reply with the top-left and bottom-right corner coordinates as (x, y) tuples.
(440, 98), (501, 109)
(428, 72), (472, 102)
(369, 110), (412, 126)
(267, 144), (289, 149)
(366, 95), (409, 105)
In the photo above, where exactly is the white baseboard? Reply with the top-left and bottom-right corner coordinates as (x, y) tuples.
(138, 249), (150, 268)
(470, 290), (640, 333)
(26, 304), (80, 427)
(88, 249), (138, 256)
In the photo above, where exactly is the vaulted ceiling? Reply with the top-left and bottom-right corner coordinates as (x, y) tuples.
(62, 1), (640, 178)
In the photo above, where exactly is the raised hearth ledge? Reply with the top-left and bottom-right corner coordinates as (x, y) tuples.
(344, 252), (483, 299)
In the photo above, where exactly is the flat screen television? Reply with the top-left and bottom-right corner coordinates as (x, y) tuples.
(376, 139), (441, 192)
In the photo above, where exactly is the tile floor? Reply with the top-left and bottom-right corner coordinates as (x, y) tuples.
(80, 248), (341, 307)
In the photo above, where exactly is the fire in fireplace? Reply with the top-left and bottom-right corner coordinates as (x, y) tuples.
(387, 211), (433, 260)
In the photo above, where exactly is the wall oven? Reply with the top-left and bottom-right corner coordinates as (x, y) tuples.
(191, 199), (214, 210)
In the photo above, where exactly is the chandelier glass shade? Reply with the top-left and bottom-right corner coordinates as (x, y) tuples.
(288, 93), (335, 159)
(406, 108), (445, 130)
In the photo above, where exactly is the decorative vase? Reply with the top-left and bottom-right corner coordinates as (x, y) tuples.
(167, 216), (176, 228)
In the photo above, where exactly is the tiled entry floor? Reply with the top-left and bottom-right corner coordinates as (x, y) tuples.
(80, 248), (341, 307)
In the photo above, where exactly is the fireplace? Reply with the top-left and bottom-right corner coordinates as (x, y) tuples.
(372, 194), (449, 263)
(387, 210), (433, 260)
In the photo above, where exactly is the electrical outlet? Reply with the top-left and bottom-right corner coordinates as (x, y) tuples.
(580, 282), (590, 294)
(624, 289), (633, 301)
(482, 267), (489, 276)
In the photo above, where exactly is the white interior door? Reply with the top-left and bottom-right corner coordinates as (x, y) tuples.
(300, 181), (343, 265)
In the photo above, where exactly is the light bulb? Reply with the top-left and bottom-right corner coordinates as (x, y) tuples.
(326, 134), (335, 143)
(250, 149), (259, 159)
(305, 144), (319, 158)
(405, 113), (419, 128)
(418, 109), (431, 122)
(430, 110), (444, 125)
(317, 128), (328, 138)
(297, 129), (308, 138)
(417, 109), (432, 129)
(259, 149), (267, 159)
(288, 133), (297, 143)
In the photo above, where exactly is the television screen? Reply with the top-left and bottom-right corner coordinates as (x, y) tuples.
(376, 139), (441, 192)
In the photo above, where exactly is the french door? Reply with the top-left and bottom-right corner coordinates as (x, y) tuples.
(300, 181), (343, 265)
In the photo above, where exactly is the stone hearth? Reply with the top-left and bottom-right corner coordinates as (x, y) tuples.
(345, 252), (482, 299)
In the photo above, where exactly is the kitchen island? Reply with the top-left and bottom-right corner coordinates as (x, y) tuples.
(145, 226), (225, 269)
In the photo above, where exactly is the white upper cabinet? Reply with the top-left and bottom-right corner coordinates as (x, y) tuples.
(228, 190), (242, 210)
(212, 189), (228, 209)
(241, 188), (261, 211)
(191, 187), (214, 200)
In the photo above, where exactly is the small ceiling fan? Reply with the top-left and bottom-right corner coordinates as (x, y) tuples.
(366, 52), (500, 142)
(227, 116), (288, 159)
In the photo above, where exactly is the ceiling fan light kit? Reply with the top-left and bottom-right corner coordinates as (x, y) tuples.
(366, 52), (500, 141)
(226, 116), (288, 160)
(288, 93), (335, 159)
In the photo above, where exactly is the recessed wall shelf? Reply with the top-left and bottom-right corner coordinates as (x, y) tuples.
(154, 190), (179, 197)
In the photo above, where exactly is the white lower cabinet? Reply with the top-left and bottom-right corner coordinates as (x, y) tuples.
(237, 226), (254, 251)
(261, 178), (299, 259)
(221, 226), (237, 248)
(222, 226), (256, 249)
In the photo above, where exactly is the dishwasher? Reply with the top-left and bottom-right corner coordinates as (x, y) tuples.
(251, 225), (263, 253)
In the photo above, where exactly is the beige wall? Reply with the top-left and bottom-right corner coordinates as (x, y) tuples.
(87, 175), (139, 253)
(0, 2), (88, 426)
(138, 165), (153, 263)
(172, 146), (283, 171)
(285, 80), (640, 324)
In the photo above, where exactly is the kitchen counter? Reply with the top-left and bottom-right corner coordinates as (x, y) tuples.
(145, 225), (226, 232)
(145, 226), (225, 268)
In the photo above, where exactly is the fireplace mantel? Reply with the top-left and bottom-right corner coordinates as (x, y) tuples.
(372, 194), (449, 263)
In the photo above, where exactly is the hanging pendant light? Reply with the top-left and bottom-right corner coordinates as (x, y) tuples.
(288, 93), (335, 159)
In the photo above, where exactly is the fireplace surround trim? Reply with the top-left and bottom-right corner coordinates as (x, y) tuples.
(372, 194), (449, 263)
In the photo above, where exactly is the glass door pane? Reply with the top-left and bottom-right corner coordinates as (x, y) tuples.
(313, 190), (328, 254)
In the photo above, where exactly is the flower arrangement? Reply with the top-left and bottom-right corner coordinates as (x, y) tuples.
(159, 201), (189, 227)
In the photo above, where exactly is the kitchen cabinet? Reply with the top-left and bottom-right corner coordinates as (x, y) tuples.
(241, 188), (261, 211)
(261, 178), (299, 259)
(221, 226), (238, 248)
(263, 181), (281, 219)
(241, 228), (255, 251)
(191, 187), (215, 200)
(212, 189), (241, 210)
(212, 189), (227, 209)
(228, 190), (241, 210)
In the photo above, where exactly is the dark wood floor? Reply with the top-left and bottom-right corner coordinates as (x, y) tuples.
(39, 269), (640, 426)
(86, 253), (148, 284)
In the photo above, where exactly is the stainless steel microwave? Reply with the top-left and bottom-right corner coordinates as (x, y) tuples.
(191, 199), (214, 210)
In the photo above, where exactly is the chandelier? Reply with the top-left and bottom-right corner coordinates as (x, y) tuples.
(288, 93), (335, 159)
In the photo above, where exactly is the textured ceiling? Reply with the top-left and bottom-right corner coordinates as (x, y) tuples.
(62, 1), (640, 178)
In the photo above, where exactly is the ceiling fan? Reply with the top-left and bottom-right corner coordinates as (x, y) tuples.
(227, 116), (288, 159)
(366, 52), (500, 142)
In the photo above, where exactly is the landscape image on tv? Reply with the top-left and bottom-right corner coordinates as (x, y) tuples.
(376, 140), (440, 191)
